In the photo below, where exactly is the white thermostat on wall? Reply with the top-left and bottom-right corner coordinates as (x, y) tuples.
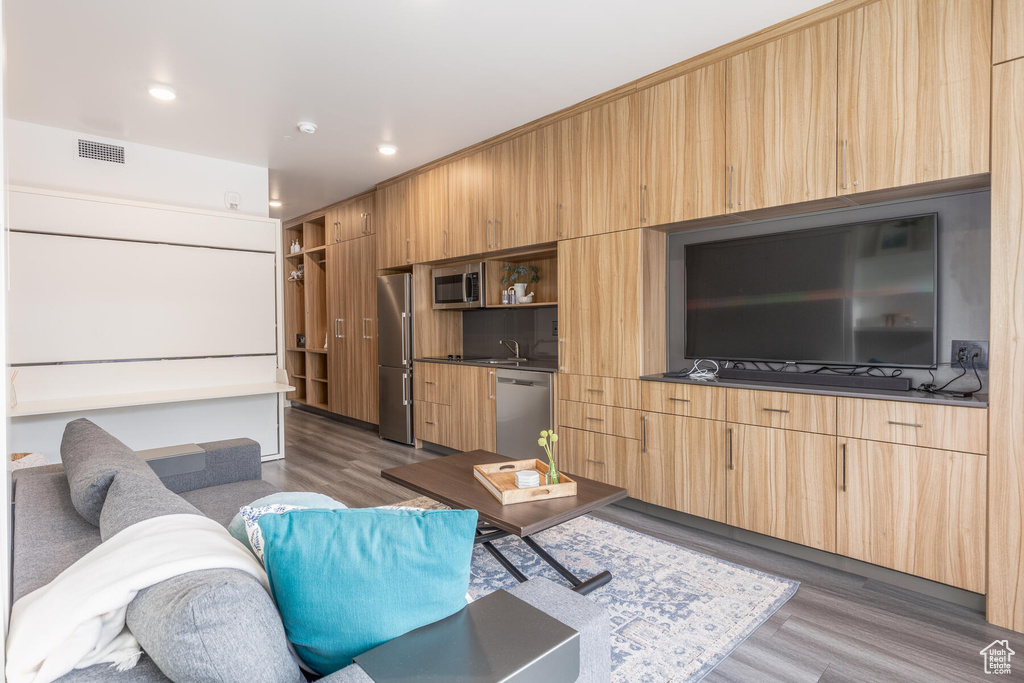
(224, 192), (241, 211)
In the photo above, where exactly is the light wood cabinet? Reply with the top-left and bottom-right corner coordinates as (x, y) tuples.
(641, 413), (727, 522)
(836, 397), (987, 455)
(327, 235), (377, 424)
(558, 230), (643, 378)
(447, 148), (493, 258)
(994, 0), (1024, 63)
(556, 115), (581, 240)
(641, 380), (726, 420)
(451, 365), (497, 452)
(414, 400), (452, 448)
(494, 124), (559, 249)
(727, 423), (837, 552)
(640, 62), (726, 225)
(414, 362), (452, 406)
(559, 400), (641, 440)
(568, 95), (640, 237)
(346, 194), (374, 238)
(410, 166), (449, 262)
(727, 20), (837, 211)
(727, 389), (837, 434)
(559, 426), (641, 495)
(559, 374), (641, 409)
(838, 0), (990, 195)
(377, 181), (412, 268)
(837, 438), (986, 592)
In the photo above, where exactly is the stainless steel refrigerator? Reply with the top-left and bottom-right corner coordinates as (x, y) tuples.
(377, 273), (414, 444)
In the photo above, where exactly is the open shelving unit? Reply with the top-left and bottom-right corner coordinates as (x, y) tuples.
(283, 215), (331, 408)
(484, 247), (558, 308)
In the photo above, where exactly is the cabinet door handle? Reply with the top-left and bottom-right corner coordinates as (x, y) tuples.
(727, 165), (733, 210)
(841, 139), (848, 191)
(888, 421), (923, 428)
(585, 388), (604, 393)
(443, 229), (448, 257)
(425, 381), (436, 385)
(587, 459), (605, 465)
(405, 238), (411, 263)
(366, 212), (371, 234)
(727, 428), (734, 470)
(425, 420), (436, 426)
(669, 397), (690, 403)
(762, 408), (790, 414)
(586, 416), (605, 422)
(486, 219), (493, 249)
(334, 318), (341, 339)
(488, 370), (495, 400)
(557, 203), (563, 237)
(558, 338), (566, 371)
(841, 442), (847, 492)
(642, 414), (648, 453)
(339, 319), (345, 339)
(640, 184), (647, 224)
(363, 318), (372, 339)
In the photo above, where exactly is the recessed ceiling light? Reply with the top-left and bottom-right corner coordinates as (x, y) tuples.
(297, 121), (318, 135)
(148, 85), (177, 101)
(377, 144), (398, 156)
(269, 200), (283, 208)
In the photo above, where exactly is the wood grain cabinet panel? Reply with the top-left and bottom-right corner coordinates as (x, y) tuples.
(494, 124), (559, 250)
(345, 194), (374, 239)
(414, 400), (453, 449)
(989, 54), (1024, 633)
(727, 388), (836, 434)
(447, 148), (493, 258)
(559, 427), (641, 495)
(727, 423), (837, 552)
(559, 400), (641, 439)
(558, 374), (641, 410)
(994, 0), (1024, 63)
(640, 62), (726, 225)
(410, 166), (449, 262)
(376, 181), (412, 269)
(838, 0), (991, 195)
(641, 380), (726, 420)
(452, 365), (496, 453)
(558, 231), (644, 379)
(837, 438), (987, 592)
(641, 413), (727, 522)
(836, 397), (987, 455)
(573, 95), (640, 237)
(727, 20), (838, 211)
(556, 115), (581, 240)
(414, 362), (452, 406)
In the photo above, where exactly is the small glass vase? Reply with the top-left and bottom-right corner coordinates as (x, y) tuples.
(546, 459), (560, 485)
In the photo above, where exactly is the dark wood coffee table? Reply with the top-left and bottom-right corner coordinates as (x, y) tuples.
(381, 450), (627, 595)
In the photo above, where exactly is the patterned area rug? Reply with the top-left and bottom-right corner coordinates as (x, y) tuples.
(402, 496), (799, 682)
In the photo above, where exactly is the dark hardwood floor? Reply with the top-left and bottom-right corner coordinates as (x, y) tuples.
(266, 407), (1018, 682)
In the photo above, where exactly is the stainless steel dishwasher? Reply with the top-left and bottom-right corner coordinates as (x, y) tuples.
(496, 369), (553, 460)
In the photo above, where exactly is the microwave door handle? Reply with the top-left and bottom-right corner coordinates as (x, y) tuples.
(464, 273), (471, 303)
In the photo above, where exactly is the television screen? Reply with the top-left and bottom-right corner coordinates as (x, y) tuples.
(684, 214), (937, 368)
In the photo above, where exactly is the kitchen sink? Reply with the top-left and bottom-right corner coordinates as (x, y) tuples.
(462, 357), (525, 365)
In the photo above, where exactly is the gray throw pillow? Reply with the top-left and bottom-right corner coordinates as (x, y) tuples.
(99, 470), (303, 682)
(60, 418), (160, 526)
(99, 470), (202, 541)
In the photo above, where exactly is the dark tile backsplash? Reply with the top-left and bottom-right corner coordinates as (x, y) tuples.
(462, 306), (559, 361)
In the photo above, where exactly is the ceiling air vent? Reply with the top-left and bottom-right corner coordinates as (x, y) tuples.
(77, 139), (125, 164)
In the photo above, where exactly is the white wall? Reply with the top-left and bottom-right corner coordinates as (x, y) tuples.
(6, 120), (269, 216)
(6, 122), (286, 463)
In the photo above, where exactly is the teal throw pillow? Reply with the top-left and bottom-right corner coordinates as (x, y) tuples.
(228, 492), (347, 550)
(257, 507), (478, 675)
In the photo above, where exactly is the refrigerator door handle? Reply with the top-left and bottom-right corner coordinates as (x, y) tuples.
(400, 312), (408, 365)
(402, 373), (409, 406)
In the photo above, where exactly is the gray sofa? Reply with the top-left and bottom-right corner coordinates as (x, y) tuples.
(11, 422), (610, 682)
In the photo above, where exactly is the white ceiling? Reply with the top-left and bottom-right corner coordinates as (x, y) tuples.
(6, 0), (826, 220)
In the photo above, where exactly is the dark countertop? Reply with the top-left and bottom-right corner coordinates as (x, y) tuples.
(640, 372), (989, 408)
(415, 357), (559, 374)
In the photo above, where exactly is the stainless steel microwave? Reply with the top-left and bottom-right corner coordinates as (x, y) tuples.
(432, 263), (486, 310)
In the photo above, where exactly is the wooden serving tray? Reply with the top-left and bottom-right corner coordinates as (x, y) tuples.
(473, 459), (578, 505)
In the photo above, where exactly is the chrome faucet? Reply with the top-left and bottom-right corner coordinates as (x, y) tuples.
(499, 339), (523, 360)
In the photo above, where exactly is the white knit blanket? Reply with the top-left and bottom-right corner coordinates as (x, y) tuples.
(5, 513), (269, 683)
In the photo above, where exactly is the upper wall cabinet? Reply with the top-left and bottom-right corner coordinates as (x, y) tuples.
(564, 95), (640, 238)
(995, 0), (1024, 63)
(377, 180), (412, 269)
(411, 165), (449, 262)
(640, 62), (726, 225)
(838, 0), (991, 195)
(447, 148), (493, 258)
(727, 20), (838, 212)
(493, 123), (560, 250)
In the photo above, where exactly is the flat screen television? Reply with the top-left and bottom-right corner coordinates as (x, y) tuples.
(684, 214), (938, 368)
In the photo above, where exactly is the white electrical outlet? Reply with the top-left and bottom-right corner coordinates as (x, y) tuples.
(224, 192), (241, 211)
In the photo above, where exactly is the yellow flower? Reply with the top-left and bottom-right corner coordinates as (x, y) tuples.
(538, 437), (546, 446)
(550, 433), (559, 443)
(540, 430), (549, 438)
